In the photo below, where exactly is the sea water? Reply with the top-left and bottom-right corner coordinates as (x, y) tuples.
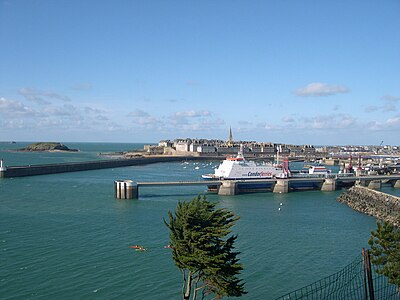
(1, 142), (398, 299)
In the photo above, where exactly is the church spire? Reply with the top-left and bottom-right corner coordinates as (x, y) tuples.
(227, 127), (233, 146)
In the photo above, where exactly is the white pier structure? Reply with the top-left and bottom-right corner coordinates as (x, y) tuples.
(114, 174), (400, 199)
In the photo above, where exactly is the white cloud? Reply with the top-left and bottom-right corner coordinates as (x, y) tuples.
(169, 110), (213, 127)
(255, 122), (282, 130)
(382, 102), (397, 112)
(168, 117), (225, 132)
(127, 109), (150, 118)
(95, 115), (109, 121)
(282, 116), (295, 123)
(163, 110), (224, 133)
(43, 104), (80, 117)
(386, 117), (400, 126)
(104, 122), (124, 131)
(1, 119), (28, 129)
(295, 82), (350, 97)
(174, 110), (211, 118)
(365, 105), (380, 113)
(135, 116), (160, 125)
(238, 120), (252, 126)
(37, 118), (66, 128)
(84, 106), (107, 114)
(302, 113), (356, 129)
(19, 87), (71, 104)
(365, 96), (398, 113)
(127, 109), (161, 129)
(382, 94), (400, 101)
(368, 115), (400, 130)
(0, 97), (41, 117)
(0, 95), (110, 132)
(259, 113), (357, 132)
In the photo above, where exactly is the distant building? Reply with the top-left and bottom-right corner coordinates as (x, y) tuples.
(159, 140), (173, 147)
(196, 144), (216, 153)
(174, 139), (191, 152)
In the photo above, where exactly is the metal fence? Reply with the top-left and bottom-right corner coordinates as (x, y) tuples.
(275, 249), (399, 300)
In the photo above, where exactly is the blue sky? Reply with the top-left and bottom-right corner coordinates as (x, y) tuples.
(1, 0), (399, 145)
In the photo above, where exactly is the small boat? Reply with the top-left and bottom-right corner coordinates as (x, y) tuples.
(308, 166), (331, 175)
(130, 245), (146, 251)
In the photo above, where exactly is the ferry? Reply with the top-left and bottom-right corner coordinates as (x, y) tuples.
(202, 147), (283, 180)
(308, 165), (331, 175)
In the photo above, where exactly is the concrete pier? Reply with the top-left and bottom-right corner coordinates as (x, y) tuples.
(112, 174), (400, 199)
(273, 179), (289, 193)
(393, 180), (400, 188)
(115, 180), (138, 199)
(367, 180), (382, 190)
(355, 180), (367, 187)
(218, 181), (237, 196)
(321, 178), (336, 191)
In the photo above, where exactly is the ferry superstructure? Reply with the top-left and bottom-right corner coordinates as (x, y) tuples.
(202, 148), (283, 180)
(308, 165), (331, 175)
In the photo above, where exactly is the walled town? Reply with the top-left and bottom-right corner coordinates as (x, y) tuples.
(135, 129), (400, 173)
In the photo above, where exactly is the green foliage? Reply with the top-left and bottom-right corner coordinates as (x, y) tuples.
(368, 221), (400, 288)
(164, 195), (246, 300)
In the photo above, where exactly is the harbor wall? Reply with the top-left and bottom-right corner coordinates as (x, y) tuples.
(337, 186), (400, 226)
(0, 156), (214, 178)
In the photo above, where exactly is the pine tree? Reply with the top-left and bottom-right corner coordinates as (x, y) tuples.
(368, 221), (400, 288)
(164, 195), (246, 300)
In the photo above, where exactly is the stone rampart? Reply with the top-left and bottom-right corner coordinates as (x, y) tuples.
(0, 156), (214, 178)
(337, 186), (400, 226)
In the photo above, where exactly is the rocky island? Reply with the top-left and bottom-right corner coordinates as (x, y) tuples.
(17, 142), (79, 152)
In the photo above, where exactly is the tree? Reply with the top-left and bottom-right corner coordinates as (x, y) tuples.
(368, 220), (400, 288)
(164, 195), (246, 300)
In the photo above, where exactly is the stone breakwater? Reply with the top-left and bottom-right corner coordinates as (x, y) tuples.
(0, 156), (215, 178)
(337, 186), (400, 226)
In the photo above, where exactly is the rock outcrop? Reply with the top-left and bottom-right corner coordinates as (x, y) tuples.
(18, 142), (78, 152)
(337, 186), (400, 226)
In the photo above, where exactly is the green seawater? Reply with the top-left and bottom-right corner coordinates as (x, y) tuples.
(1, 142), (398, 299)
